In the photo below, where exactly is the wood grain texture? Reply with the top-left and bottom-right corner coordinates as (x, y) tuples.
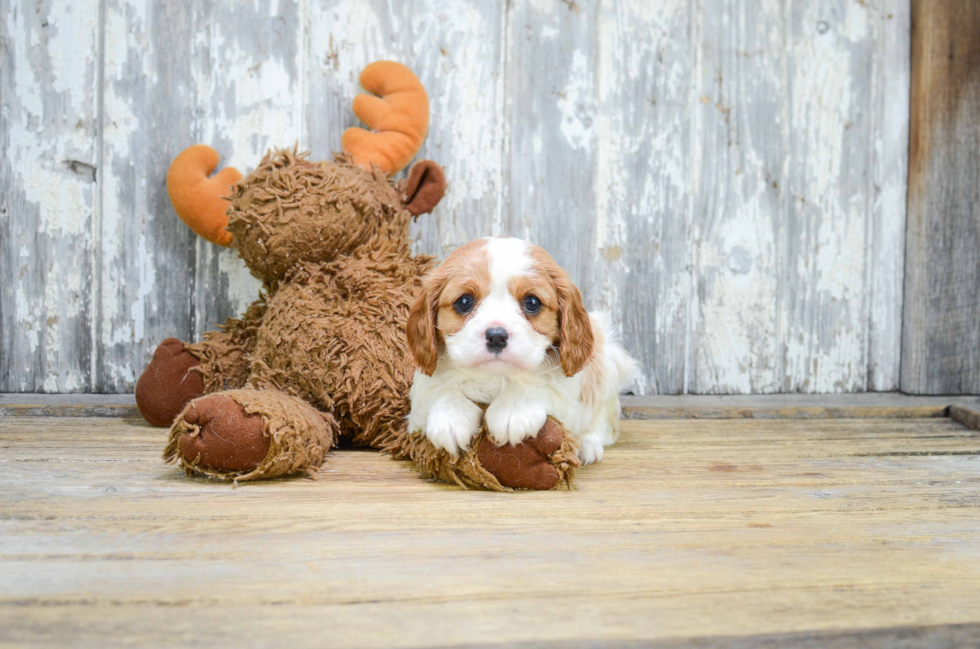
(868, 1), (911, 392)
(689, 0), (910, 394)
(621, 392), (980, 421)
(98, 0), (203, 391)
(99, 0), (295, 392)
(189, 0), (300, 343)
(902, 0), (980, 395)
(505, 0), (597, 292)
(2, 414), (980, 647)
(5, 391), (980, 421)
(1, 0), (915, 394)
(593, 0), (693, 395)
(306, 0), (507, 257)
(948, 404), (980, 432)
(0, 0), (101, 392)
(0, 392), (138, 417)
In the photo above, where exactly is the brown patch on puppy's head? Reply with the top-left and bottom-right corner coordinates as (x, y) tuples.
(507, 272), (560, 345)
(527, 246), (594, 377)
(407, 239), (491, 375)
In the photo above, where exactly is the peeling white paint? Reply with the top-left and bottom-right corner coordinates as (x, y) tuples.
(556, 50), (595, 153)
(866, 1), (910, 391)
(217, 247), (263, 321)
(202, 0), (307, 325)
(3, 0), (98, 392)
(101, 0), (152, 352)
(840, 2), (871, 43)
(15, 288), (40, 354)
(2, 0), (911, 395)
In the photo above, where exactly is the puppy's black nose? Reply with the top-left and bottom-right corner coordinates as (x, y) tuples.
(485, 327), (508, 353)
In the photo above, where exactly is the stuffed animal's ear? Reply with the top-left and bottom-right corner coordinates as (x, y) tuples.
(399, 160), (446, 216)
(406, 278), (440, 375)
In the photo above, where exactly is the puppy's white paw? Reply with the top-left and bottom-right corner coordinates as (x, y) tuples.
(485, 395), (548, 447)
(424, 398), (483, 456)
(577, 435), (605, 465)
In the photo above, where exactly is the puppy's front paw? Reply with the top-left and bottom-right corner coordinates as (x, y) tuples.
(485, 396), (548, 447)
(577, 434), (605, 465)
(424, 398), (483, 456)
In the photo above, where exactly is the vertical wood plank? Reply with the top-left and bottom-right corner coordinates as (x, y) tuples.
(689, 0), (905, 394)
(191, 0), (300, 341)
(0, 0), (920, 395)
(779, 0), (879, 393)
(776, 0), (876, 393)
(0, 0), (100, 392)
(504, 0), (596, 291)
(866, 1), (910, 391)
(100, 0), (287, 392)
(99, 0), (204, 391)
(688, 0), (783, 394)
(902, 1), (980, 394)
(594, 0), (693, 394)
(306, 0), (506, 259)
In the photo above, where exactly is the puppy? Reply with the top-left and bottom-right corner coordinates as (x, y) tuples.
(406, 237), (637, 464)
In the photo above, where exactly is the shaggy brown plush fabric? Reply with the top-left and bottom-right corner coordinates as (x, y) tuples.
(225, 149), (408, 285)
(154, 148), (437, 480)
(164, 388), (336, 481)
(219, 147), (432, 452)
(387, 416), (579, 491)
(142, 147), (581, 489)
(185, 297), (267, 394)
(247, 254), (430, 449)
(477, 417), (579, 490)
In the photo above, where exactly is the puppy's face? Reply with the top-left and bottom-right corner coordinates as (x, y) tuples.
(408, 237), (594, 377)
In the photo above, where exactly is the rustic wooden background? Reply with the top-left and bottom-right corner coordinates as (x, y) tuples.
(0, 0), (929, 395)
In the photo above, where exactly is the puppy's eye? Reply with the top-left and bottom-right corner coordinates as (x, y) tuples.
(522, 295), (542, 315)
(453, 294), (475, 314)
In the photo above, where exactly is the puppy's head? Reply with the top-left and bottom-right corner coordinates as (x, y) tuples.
(407, 237), (594, 377)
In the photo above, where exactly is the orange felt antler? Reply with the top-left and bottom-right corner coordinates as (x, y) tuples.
(166, 145), (243, 247)
(341, 61), (429, 175)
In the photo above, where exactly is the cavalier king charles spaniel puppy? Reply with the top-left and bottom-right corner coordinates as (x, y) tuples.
(406, 237), (637, 465)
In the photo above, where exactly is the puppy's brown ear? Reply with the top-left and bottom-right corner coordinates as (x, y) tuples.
(399, 160), (446, 216)
(556, 273), (594, 377)
(407, 279), (440, 376)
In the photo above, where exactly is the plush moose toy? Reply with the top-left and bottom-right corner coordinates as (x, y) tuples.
(135, 61), (579, 490)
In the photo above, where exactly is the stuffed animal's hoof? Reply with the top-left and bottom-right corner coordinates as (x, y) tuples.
(477, 418), (565, 490)
(165, 389), (336, 481)
(136, 338), (206, 427)
(175, 395), (270, 472)
(401, 415), (578, 490)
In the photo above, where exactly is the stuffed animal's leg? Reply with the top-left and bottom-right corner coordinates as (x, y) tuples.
(392, 416), (580, 491)
(135, 338), (207, 427)
(135, 300), (265, 427)
(476, 418), (580, 490)
(164, 388), (338, 481)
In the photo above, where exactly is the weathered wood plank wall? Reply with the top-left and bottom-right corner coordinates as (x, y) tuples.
(1, 0), (912, 395)
(902, 1), (980, 394)
(1, 0), (100, 392)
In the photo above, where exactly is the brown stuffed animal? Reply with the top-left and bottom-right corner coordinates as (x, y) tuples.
(135, 61), (579, 490)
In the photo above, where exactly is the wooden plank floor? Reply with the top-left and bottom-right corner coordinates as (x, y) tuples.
(2, 412), (980, 648)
